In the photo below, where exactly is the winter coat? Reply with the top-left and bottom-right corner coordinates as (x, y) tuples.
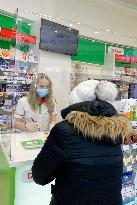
(32, 100), (133, 205)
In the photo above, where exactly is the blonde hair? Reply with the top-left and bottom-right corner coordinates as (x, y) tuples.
(27, 73), (55, 115)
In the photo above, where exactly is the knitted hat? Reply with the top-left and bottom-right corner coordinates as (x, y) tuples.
(69, 80), (118, 105)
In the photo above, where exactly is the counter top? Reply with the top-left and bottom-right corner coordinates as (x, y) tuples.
(0, 131), (48, 167)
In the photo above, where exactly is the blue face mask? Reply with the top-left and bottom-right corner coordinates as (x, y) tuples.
(37, 88), (49, 97)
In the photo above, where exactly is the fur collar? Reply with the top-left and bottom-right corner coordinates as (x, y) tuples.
(65, 111), (135, 141)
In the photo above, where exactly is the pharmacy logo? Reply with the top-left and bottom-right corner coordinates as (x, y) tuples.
(21, 170), (33, 183)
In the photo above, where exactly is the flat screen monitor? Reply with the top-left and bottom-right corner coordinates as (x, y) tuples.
(39, 19), (79, 56)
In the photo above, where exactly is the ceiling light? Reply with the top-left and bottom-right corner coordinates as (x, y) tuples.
(77, 22), (81, 25)
(69, 24), (73, 27)
(106, 29), (110, 32)
(94, 31), (99, 34)
(95, 26), (101, 30)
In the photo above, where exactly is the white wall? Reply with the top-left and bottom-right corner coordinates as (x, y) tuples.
(39, 51), (71, 121)
(30, 17), (71, 121)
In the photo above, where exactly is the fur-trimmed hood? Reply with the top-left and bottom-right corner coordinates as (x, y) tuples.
(65, 111), (134, 142)
(62, 100), (134, 144)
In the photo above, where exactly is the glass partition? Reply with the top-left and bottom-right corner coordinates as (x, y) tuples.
(0, 8), (71, 163)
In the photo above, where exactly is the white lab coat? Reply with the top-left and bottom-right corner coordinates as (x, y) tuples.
(14, 96), (57, 131)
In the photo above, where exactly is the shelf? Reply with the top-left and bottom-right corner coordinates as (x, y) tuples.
(121, 73), (135, 77)
(0, 108), (12, 114)
(0, 57), (15, 62)
(0, 80), (9, 83)
(97, 78), (137, 84)
(0, 70), (14, 73)
(15, 59), (38, 64)
(14, 92), (28, 94)
(14, 72), (35, 75)
(0, 57), (38, 64)
(15, 81), (31, 84)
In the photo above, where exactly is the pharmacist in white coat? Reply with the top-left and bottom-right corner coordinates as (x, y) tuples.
(14, 73), (57, 132)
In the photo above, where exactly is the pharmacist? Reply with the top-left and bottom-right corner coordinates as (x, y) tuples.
(13, 73), (57, 132)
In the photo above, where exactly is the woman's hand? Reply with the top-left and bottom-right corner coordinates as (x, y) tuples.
(49, 115), (57, 131)
(26, 122), (40, 132)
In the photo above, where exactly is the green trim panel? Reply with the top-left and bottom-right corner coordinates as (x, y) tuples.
(0, 13), (31, 35)
(72, 37), (105, 65)
(72, 37), (137, 66)
(0, 147), (16, 205)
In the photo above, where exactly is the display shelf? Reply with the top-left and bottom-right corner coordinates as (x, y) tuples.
(0, 57), (15, 62)
(0, 46), (39, 134)
(121, 98), (137, 205)
(14, 82), (32, 85)
(103, 53), (137, 84)
(0, 80), (13, 84)
(0, 70), (14, 73)
(15, 59), (38, 64)
(14, 72), (35, 75)
(0, 92), (13, 94)
(13, 92), (28, 95)
(121, 73), (135, 76)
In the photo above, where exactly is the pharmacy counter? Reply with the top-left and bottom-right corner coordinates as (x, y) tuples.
(0, 132), (53, 205)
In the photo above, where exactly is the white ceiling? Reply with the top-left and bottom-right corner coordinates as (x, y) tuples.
(104, 0), (137, 12)
(78, 0), (137, 13)
(123, 0), (137, 6)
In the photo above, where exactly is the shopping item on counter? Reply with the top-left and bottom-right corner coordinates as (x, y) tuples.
(21, 139), (45, 149)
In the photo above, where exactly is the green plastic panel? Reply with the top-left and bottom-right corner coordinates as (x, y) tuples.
(17, 21), (31, 35)
(0, 12), (31, 49)
(72, 37), (137, 65)
(0, 13), (31, 35)
(0, 147), (16, 205)
(71, 37), (105, 65)
(0, 14), (14, 30)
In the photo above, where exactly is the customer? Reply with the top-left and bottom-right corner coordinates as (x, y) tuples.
(14, 73), (57, 132)
(32, 80), (133, 205)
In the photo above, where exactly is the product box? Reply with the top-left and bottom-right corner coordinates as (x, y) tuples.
(122, 172), (135, 205)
